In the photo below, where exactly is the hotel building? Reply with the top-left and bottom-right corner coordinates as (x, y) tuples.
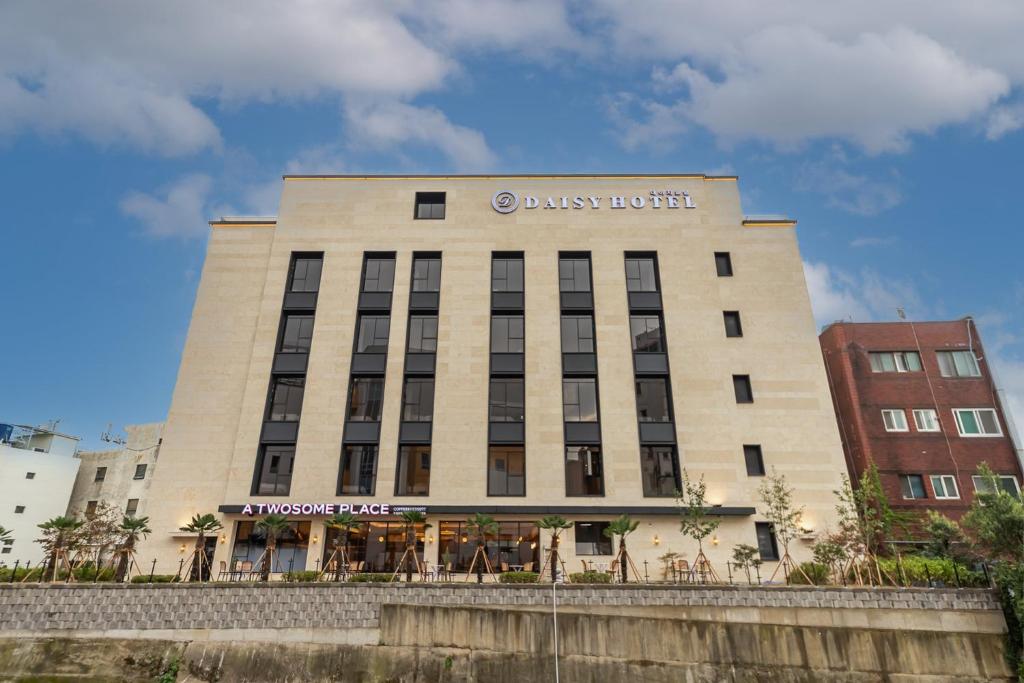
(140, 174), (848, 577)
(820, 319), (1024, 523)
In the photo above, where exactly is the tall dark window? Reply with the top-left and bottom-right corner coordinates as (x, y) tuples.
(280, 315), (314, 353)
(565, 445), (603, 496)
(268, 377), (305, 421)
(559, 258), (591, 292)
(560, 316), (595, 353)
(412, 257), (442, 292)
(414, 192), (446, 219)
(339, 445), (378, 494)
(401, 378), (435, 422)
(714, 252), (733, 277)
(356, 315), (391, 353)
(562, 379), (598, 422)
(755, 522), (779, 561)
(491, 316), (524, 353)
(348, 378), (384, 421)
(491, 258), (524, 292)
(744, 445), (765, 476)
(133, 464), (147, 480)
(640, 445), (680, 496)
(733, 375), (754, 403)
(125, 499), (139, 517)
(362, 258), (395, 293)
(489, 379), (525, 422)
(630, 316), (664, 352)
(289, 257), (322, 292)
(395, 445), (430, 495)
(255, 445), (294, 495)
(635, 378), (671, 422)
(94, 467), (107, 482)
(488, 446), (525, 496)
(625, 257), (658, 292)
(574, 522), (612, 555)
(408, 316), (438, 352)
(723, 311), (743, 338)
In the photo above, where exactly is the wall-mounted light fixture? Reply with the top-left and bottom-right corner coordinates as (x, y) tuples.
(219, 534), (226, 544)
(427, 535), (435, 544)
(178, 544), (187, 554)
(311, 535), (319, 545)
(653, 535), (661, 546)
(712, 536), (720, 546)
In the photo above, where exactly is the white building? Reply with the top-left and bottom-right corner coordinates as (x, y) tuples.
(0, 423), (81, 565)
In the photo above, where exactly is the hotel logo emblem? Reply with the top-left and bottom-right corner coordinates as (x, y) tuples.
(491, 190), (520, 214)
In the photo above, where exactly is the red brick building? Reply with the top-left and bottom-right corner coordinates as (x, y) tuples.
(819, 318), (1023, 524)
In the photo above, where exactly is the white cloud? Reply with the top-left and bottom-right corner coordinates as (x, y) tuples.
(849, 236), (898, 248)
(795, 152), (904, 216)
(119, 174), (215, 239)
(803, 260), (924, 326)
(344, 100), (496, 171)
(986, 103), (1024, 140)
(803, 261), (872, 324)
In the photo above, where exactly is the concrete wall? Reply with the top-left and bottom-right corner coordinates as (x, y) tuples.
(68, 422), (164, 519)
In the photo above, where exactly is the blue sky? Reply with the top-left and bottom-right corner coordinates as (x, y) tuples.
(1, 2), (1022, 449)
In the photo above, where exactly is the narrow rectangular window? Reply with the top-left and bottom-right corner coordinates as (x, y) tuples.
(488, 446), (525, 496)
(562, 379), (598, 422)
(930, 475), (960, 499)
(133, 464), (147, 480)
(913, 409), (940, 432)
(723, 311), (743, 338)
(755, 522), (778, 561)
(640, 445), (680, 496)
(268, 377), (305, 421)
(401, 378), (435, 422)
(733, 375), (753, 404)
(395, 445), (430, 495)
(362, 257), (396, 293)
(636, 378), (671, 422)
(279, 315), (315, 353)
(714, 252), (733, 277)
(339, 445), (378, 495)
(407, 315), (439, 353)
(347, 378), (384, 422)
(491, 257), (524, 293)
(125, 499), (139, 517)
(953, 408), (1002, 436)
(558, 258), (591, 292)
(937, 350), (981, 377)
(624, 257), (658, 292)
(489, 378), (525, 422)
(744, 445), (765, 476)
(560, 315), (595, 353)
(356, 315), (391, 353)
(574, 522), (612, 555)
(882, 409), (909, 432)
(95, 467), (107, 482)
(629, 315), (665, 352)
(414, 192), (446, 220)
(411, 256), (442, 292)
(491, 315), (525, 353)
(899, 474), (927, 499)
(289, 255), (323, 293)
(255, 445), (295, 495)
(85, 501), (97, 517)
(565, 445), (603, 496)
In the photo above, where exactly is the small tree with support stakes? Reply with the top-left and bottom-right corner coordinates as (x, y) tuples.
(37, 517), (84, 582)
(676, 469), (720, 583)
(255, 513), (290, 581)
(392, 511), (430, 583)
(113, 516), (151, 583)
(731, 544), (760, 585)
(537, 516), (572, 583)
(465, 513), (499, 583)
(834, 465), (909, 585)
(603, 514), (640, 583)
(179, 513), (222, 582)
(322, 512), (359, 581)
(758, 468), (810, 584)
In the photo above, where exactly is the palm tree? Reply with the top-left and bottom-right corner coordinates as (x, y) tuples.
(113, 516), (151, 583)
(537, 515), (572, 583)
(466, 513), (498, 583)
(0, 526), (11, 545)
(179, 513), (223, 582)
(323, 512), (359, 580)
(604, 514), (640, 583)
(255, 513), (291, 581)
(398, 511), (431, 582)
(36, 516), (84, 582)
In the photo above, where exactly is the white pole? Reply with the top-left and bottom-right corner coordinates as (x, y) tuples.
(552, 579), (560, 683)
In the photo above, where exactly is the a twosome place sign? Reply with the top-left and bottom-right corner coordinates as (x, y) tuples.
(491, 189), (695, 214)
(238, 503), (426, 517)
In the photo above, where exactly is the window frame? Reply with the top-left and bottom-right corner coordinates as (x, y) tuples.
(723, 311), (743, 338)
(94, 466), (107, 482)
(407, 315), (439, 353)
(133, 464), (147, 480)
(629, 315), (665, 353)
(743, 444), (766, 476)
(558, 256), (592, 293)
(733, 375), (754, 404)
(562, 378), (599, 423)
(395, 445), (431, 496)
(714, 252), (733, 277)
(401, 377), (435, 423)
(267, 376), (305, 422)
(288, 254), (323, 293)
(254, 444), (296, 496)
(125, 499), (140, 517)
(414, 192), (446, 220)
(361, 256), (396, 293)
(491, 315), (525, 353)
(936, 350), (981, 378)
(755, 522), (779, 561)
(881, 409), (909, 433)
(899, 474), (927, 500)
(355, 315), (391, 354)
(624, 255), (659, 292)
(953, 408), (1002, 437)
(278, 314), (315, 354)
(488, 378), (525, 423)
(347, 377), (385, 422)
(560, 315), (595, 353)
(869, 351), (923, 373)
(912, 409), (940, 432)
(411, 255), (442, 292)
(930, 474), (960, 500)
(639, 445), (680, 497)
(635, 377), (672, 423)
(574, 521), (612, 555)
(338, 444), (379, 495)
(487, 446), (526, 497)
(491, 256), (524, 293)
(564, 445), (604, 496)
(972, 474), (1021, 498)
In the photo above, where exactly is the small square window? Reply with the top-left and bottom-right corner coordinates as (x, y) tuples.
(14, 505), (25, 514)
(899, 474), (927, 500)
(1, 547), (10, 554)
(733, 375), (753, 403)
(25, 472), (35, 479)
(414, 192), (446, 219)
(133, 464), (147, 480)
(723, 311), (743, 338)
(94, 467), (107, 482)
(743, 445), (765, 476)
(714, 252), (733, 277)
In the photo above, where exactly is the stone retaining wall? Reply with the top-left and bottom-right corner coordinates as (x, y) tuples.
(0, 582), (1000, 633)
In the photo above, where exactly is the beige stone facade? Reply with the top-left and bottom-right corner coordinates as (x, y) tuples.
(140, 175), (848, 578)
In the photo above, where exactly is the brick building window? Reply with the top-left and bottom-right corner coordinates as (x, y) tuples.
(912, 409), (940, 432)
(972, 475), (1020, 499)
(930, 475), (959, 499)
(937, 350), (980, 377)
(899, 474), (926, 499)
(881, 409), (908, 432)
(953, 408), (1001, 437)
(869, 351), (921, 373)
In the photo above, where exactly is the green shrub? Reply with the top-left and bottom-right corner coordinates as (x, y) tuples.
(283, 570), (320, 582)
(787, 562), (830, 585)
(498, 571), (539, 584)
(879, 556), (985, 587)
(73, 566), (115, 582)
(349, 573), (395, 583)
(130, 574), (181, 584)
(0, 567), (44, 582)
(569, 571), (612, 584)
